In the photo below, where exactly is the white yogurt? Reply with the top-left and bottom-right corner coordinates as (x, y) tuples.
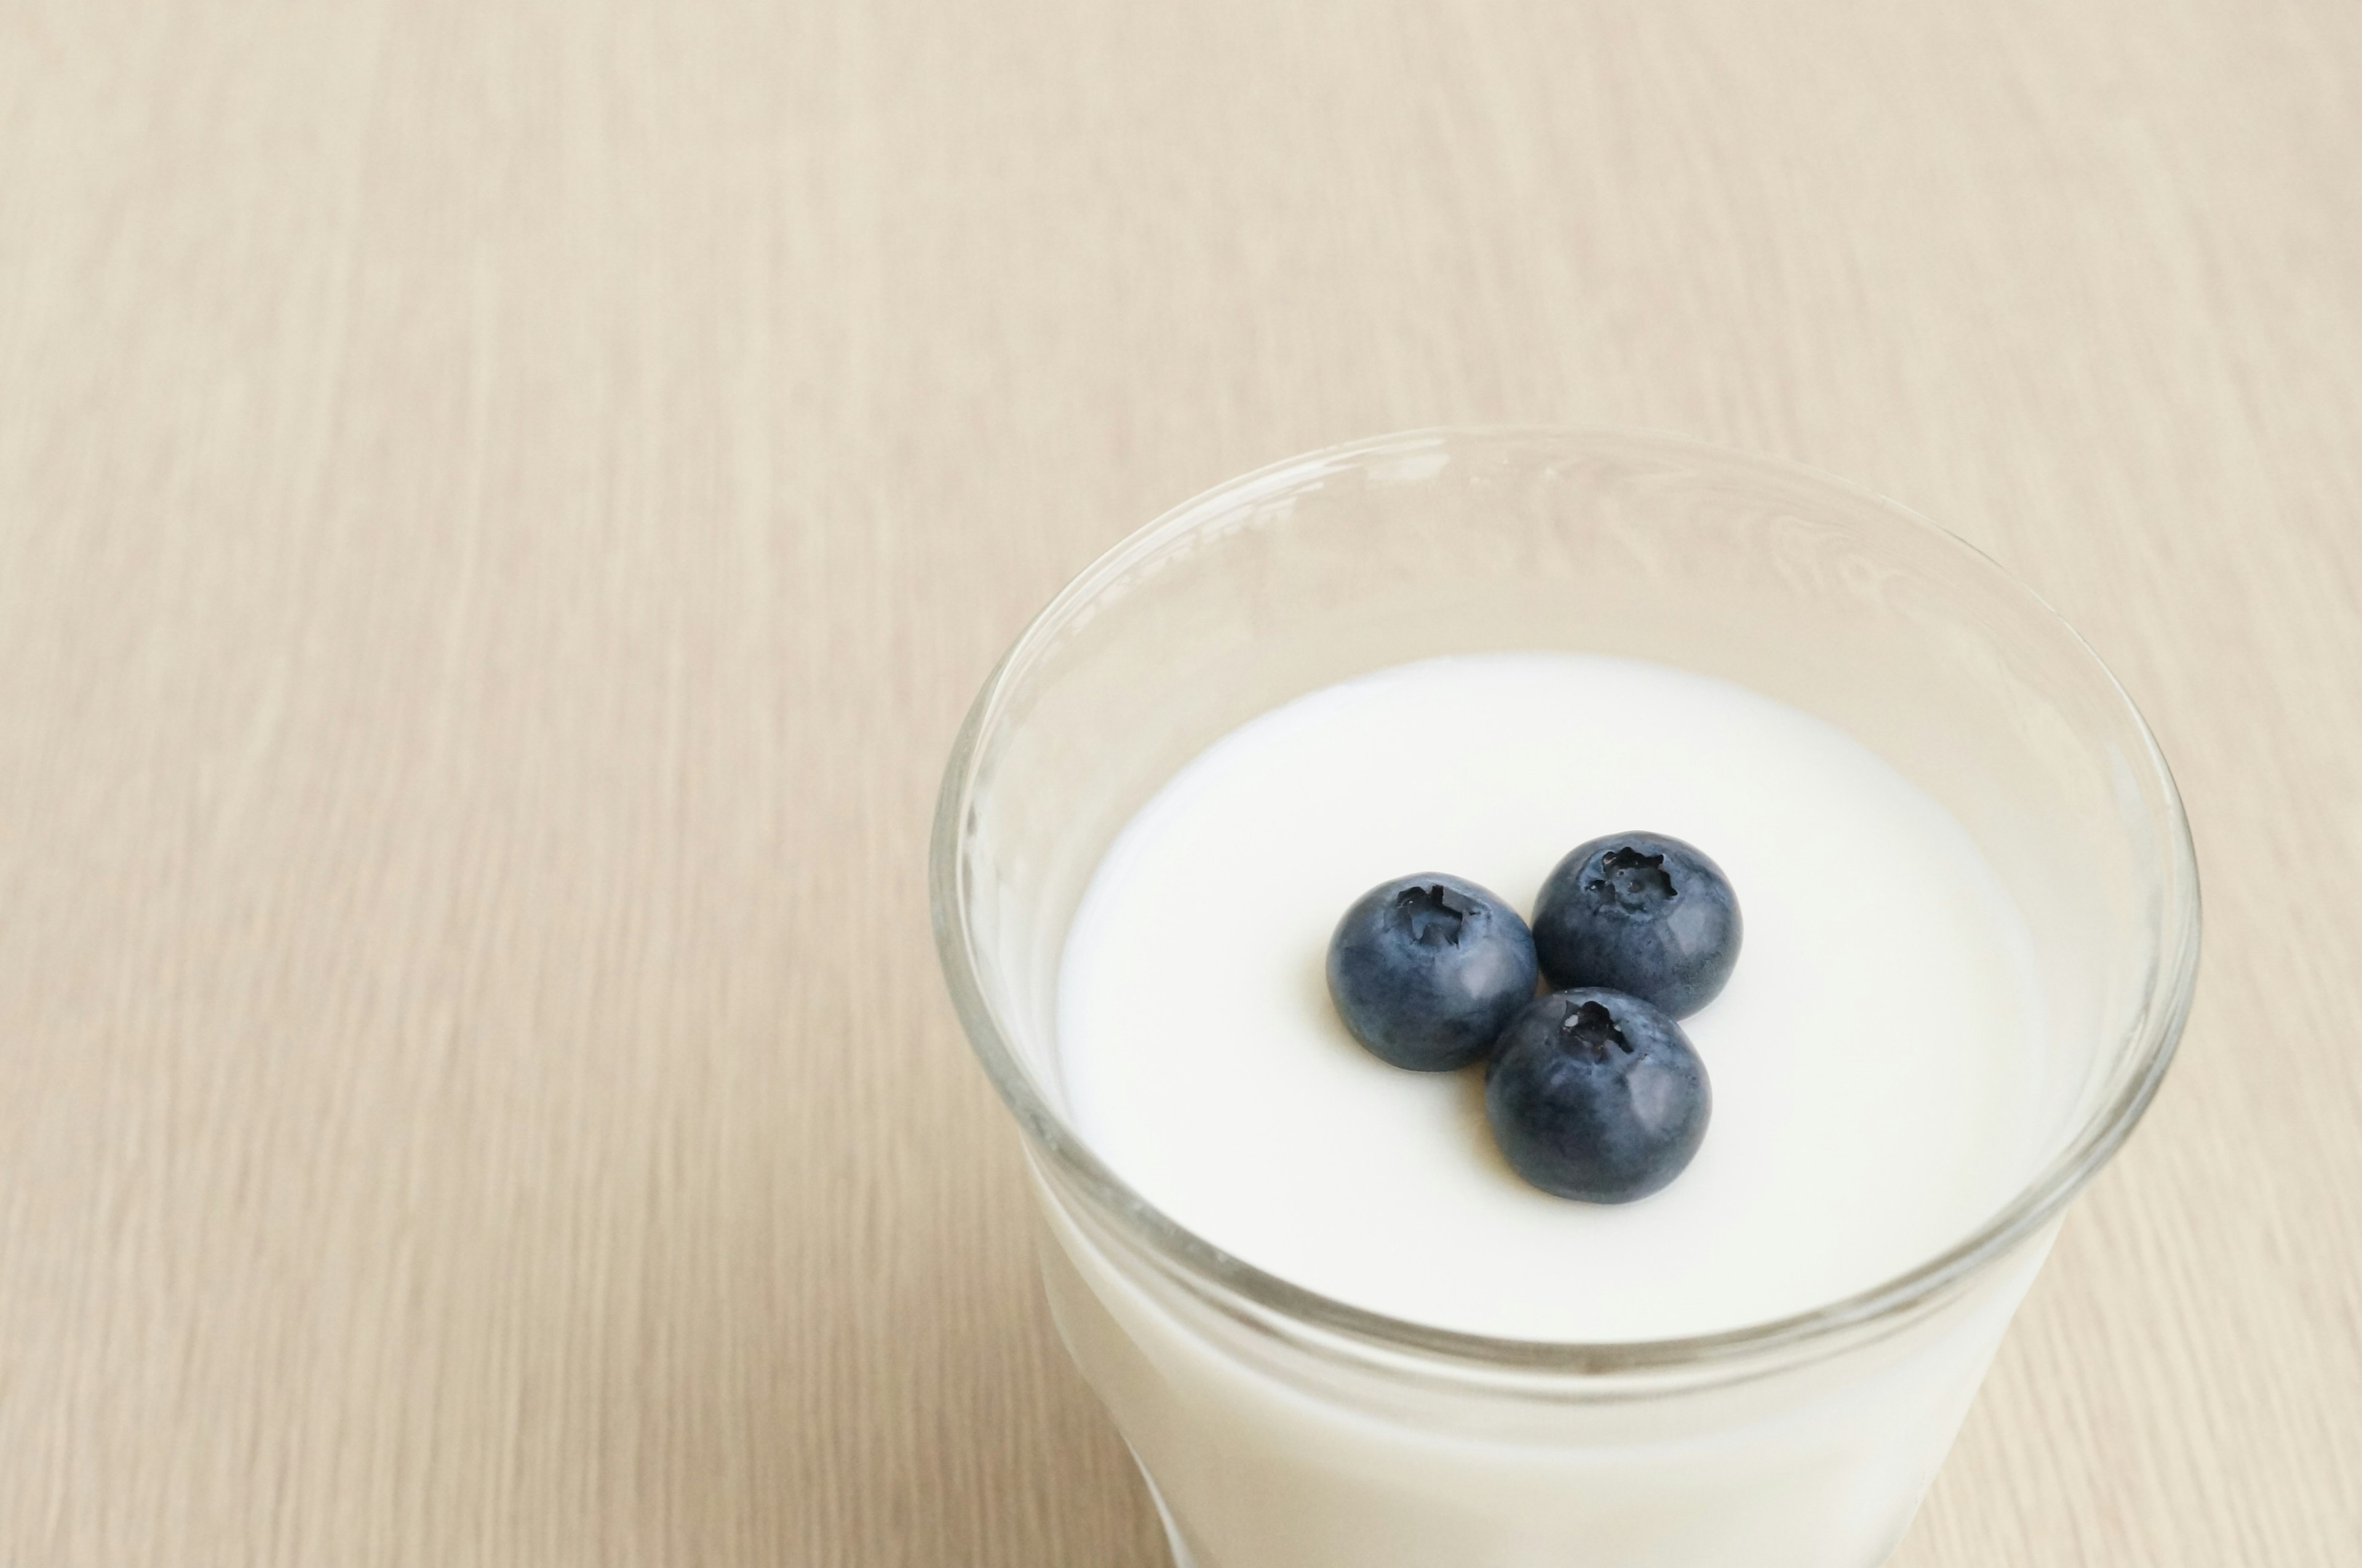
(1057, 652), (2050, 1342)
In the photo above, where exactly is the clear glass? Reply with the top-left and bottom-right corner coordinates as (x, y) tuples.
(930, 428), (2200, 1568)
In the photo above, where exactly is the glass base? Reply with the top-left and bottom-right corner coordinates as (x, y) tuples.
(1129, 1444), (1195, 1567)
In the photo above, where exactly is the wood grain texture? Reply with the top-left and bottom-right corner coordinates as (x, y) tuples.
(1, 1), (2356, 1562)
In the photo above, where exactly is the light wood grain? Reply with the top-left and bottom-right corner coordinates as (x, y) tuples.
(1, 1), (2357, 1562)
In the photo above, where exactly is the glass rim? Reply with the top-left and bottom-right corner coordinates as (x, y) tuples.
(929, 423), (2203, 1377)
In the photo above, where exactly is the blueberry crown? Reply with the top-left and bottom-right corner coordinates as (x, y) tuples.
(1559, 999), (1634, 1059)
(1393, 882), (1476, 947)
(1588, 846), (1676, 909)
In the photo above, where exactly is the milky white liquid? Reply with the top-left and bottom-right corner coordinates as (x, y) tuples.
(1059, 653), (2052, 1342)
(1039, 653), (2073, 1568)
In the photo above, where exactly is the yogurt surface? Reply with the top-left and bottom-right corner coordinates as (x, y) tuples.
(1056, 653), (2048, 1341)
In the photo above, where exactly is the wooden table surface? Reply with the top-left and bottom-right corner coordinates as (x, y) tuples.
(4, 2), (2359, 1563)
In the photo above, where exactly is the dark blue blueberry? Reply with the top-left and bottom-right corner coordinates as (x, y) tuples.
(1326, 874), (1540, 1072)
(1484, 988), (1711, 1203)
(1531, 832), (1741, 1017)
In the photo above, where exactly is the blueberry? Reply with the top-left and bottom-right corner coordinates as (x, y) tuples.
(1484, 989), (1711, 1202)
(1531, 832), (1741, 1017)
(1327, 874), (1540, 1071)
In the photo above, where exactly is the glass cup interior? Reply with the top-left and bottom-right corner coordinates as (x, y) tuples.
(932, 425), (2199, 1372)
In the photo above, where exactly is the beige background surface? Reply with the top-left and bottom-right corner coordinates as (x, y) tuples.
(2, 2), (2358, 1563)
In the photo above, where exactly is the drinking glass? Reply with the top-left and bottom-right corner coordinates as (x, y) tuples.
(930, 427), (2200, 1568)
